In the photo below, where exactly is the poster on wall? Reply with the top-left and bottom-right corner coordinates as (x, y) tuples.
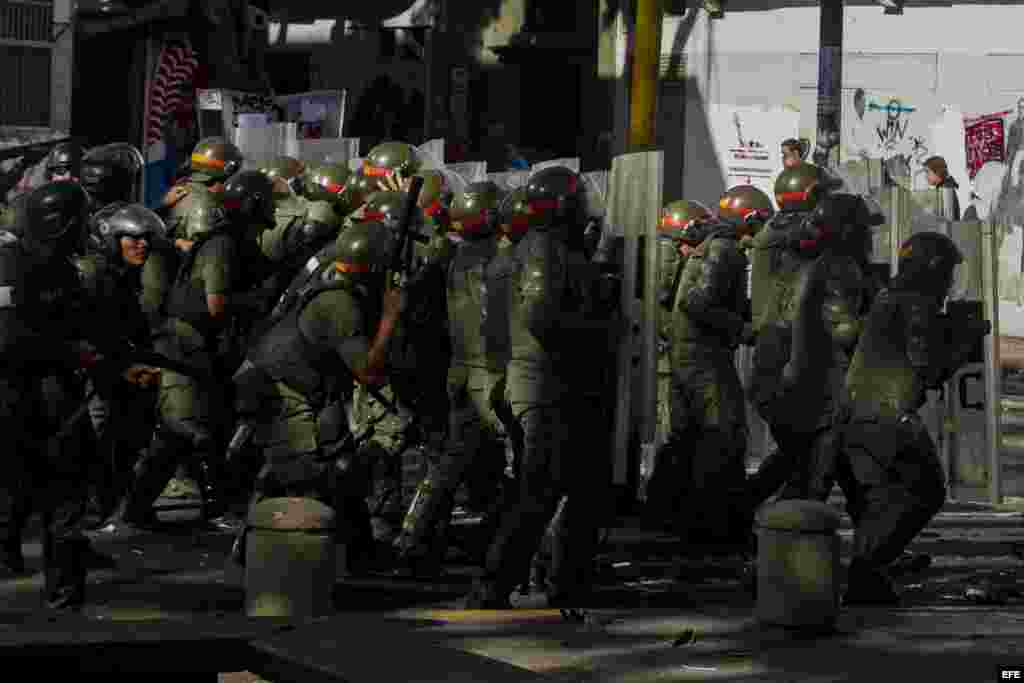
(277, 90), (346, 140)
(708, 104), (799, 206)
(839, 88), (946, 192)
(964, 111), (1006, 181)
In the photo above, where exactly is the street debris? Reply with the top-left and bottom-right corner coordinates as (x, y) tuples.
(672, 627), (697, 647)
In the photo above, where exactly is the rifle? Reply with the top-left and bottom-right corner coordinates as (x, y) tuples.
(387, 175), (425, 291)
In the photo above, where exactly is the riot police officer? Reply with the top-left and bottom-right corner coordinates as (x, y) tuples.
(746, 186), (877, 507)
(103, 171), (268, 533)
(230, 222), (406, 570)
(78, 205), (164, 521)
(0, 181), (151, 607)
(807, 232), (989, 604)
(394, 181), (509, 575)
(746, 163), (835, 502)
(363, 141), (423, 181)
(45, 141), (83, 182)
(159, 138), (243, 246)
(645, 199), (718, 526)
(81, 146), (140, 251)
(465, 167), (620, 608)
(658, 187), (766, 552)
(256, 159), (345, 289)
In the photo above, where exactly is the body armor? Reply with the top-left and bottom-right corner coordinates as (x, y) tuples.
(164, 232), (233, 339)
(447, 237), (505, 369)
(167, 182), (220, 240)
(245, 277), (365, 410)
(671, 226), (750, 356)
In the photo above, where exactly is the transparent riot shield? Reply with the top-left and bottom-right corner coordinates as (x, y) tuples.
(413, 143), (444, 171)
(880, 179), (1003, 504)
(446, 161), (487, 182)
(486, 170), (529, 192)
(605, 151), (663, 497)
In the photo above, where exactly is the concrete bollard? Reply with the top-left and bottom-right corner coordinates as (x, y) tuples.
(755, 499), (842, 630)
(245, 497), (337, 618)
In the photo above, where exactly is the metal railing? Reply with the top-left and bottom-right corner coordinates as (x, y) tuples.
(0, 0), (54, 44)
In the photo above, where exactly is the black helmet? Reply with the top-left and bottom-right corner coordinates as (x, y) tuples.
(80, 147), (136, 206)
(22, 180), (90, 251)
(894, 231), (963, 298)
(806, 193), (879, 262)
(449, 181), (501, 237)
(525, 166), (584, 228)
(46, 142), (83, 181)
(222, 170), (275, 226)
(96, 203), (163, 263)
(334, 221), (394, 277)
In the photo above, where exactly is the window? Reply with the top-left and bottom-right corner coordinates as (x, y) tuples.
(0, 1), (55, 127)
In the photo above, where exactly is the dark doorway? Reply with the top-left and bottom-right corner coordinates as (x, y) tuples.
(72, 27), (147, 148)
(519, 61), (580, 158)
(264, 51), (312, 95)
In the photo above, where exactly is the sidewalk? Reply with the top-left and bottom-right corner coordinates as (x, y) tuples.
(0, 496), (1021, 682)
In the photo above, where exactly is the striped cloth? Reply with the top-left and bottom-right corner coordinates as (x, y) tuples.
(144, 39), (199, 148)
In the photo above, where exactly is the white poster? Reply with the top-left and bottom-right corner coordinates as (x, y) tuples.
(841, 89), (946, 192)
(708, 105), (799, 207)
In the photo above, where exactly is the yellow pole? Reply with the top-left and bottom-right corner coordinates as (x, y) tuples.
(628, 0), (664, 151)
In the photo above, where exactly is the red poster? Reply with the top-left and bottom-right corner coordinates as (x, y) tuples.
(964, 113), (1006, 180)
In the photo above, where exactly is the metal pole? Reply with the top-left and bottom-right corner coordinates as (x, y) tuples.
(983, 217), (1003, 504)
(813, 0), (843, 169)
(627, 0), (663, 151)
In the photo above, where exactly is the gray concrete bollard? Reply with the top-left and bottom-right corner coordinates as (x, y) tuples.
(245, 497), (337, 618)
(755, 499), (842, 630)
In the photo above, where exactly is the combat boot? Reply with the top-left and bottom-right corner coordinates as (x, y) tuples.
(1, 538), (25, 576)
(44, 536), (88, 611)
(843, 558), (900, 606)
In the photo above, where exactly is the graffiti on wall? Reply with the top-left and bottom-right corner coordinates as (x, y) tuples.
(842, 88), (943, 191)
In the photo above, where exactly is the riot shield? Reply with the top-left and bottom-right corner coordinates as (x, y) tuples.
(413, 143), (444, 171)
(531, 157), (581, 175)
(486, 170), (530, 192)
(445, 161), (487, 182)
(605, 151), (663, 496)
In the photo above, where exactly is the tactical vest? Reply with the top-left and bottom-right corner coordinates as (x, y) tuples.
(671, 227), (747, 352)
(245, 274), (367, 409)
(168, 181), (214, 240)
(164, 231), (232, 340)
(845, 288), (929, 419)
(749, 211), (809, 334)
(446, 236), (500, 367)
(0, 236), (83, 363)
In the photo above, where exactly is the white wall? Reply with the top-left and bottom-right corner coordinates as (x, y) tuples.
(684, 4), (1024, 206)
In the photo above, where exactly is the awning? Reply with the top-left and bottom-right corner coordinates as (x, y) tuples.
(268, 1), (421, 25)
(76, 0), (191, 38)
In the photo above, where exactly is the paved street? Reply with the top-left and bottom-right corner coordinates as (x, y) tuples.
(1, 491), (1022, 682)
